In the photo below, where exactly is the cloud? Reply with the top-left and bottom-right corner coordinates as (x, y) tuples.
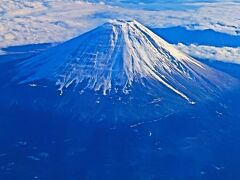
(175, 43), (240, 64)
(0, 1), (107, 48)
(0, 1), (240, 65)
(0, 0), (240, 47)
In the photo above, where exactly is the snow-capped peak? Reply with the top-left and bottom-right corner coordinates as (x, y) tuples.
(15, 20), (231, 104)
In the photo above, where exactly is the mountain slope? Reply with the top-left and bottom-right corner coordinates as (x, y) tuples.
(15, 20), (235, 105)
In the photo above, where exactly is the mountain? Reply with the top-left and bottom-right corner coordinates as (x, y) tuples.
(1, 20), (240, 180)
(9, 20), (237, 121)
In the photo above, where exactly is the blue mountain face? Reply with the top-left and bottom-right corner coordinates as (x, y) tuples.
(0, 20), (240, 180)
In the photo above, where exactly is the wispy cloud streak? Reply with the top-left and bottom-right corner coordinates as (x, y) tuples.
(0, 0), (240, 64)
(175, 43), (240, 64)
(1, 1), (240, 48)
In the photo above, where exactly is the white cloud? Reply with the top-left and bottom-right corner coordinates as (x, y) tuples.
(0, 0), (240, 49)
(175, 43), (240, 64)
(0, 1), (108, 48)
(0, 1), (240, 65)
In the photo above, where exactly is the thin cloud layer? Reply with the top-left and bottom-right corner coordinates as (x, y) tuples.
(176, 43), (240, 64)
(0, 0), (240, 63)
(1, 0), (240, 47)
